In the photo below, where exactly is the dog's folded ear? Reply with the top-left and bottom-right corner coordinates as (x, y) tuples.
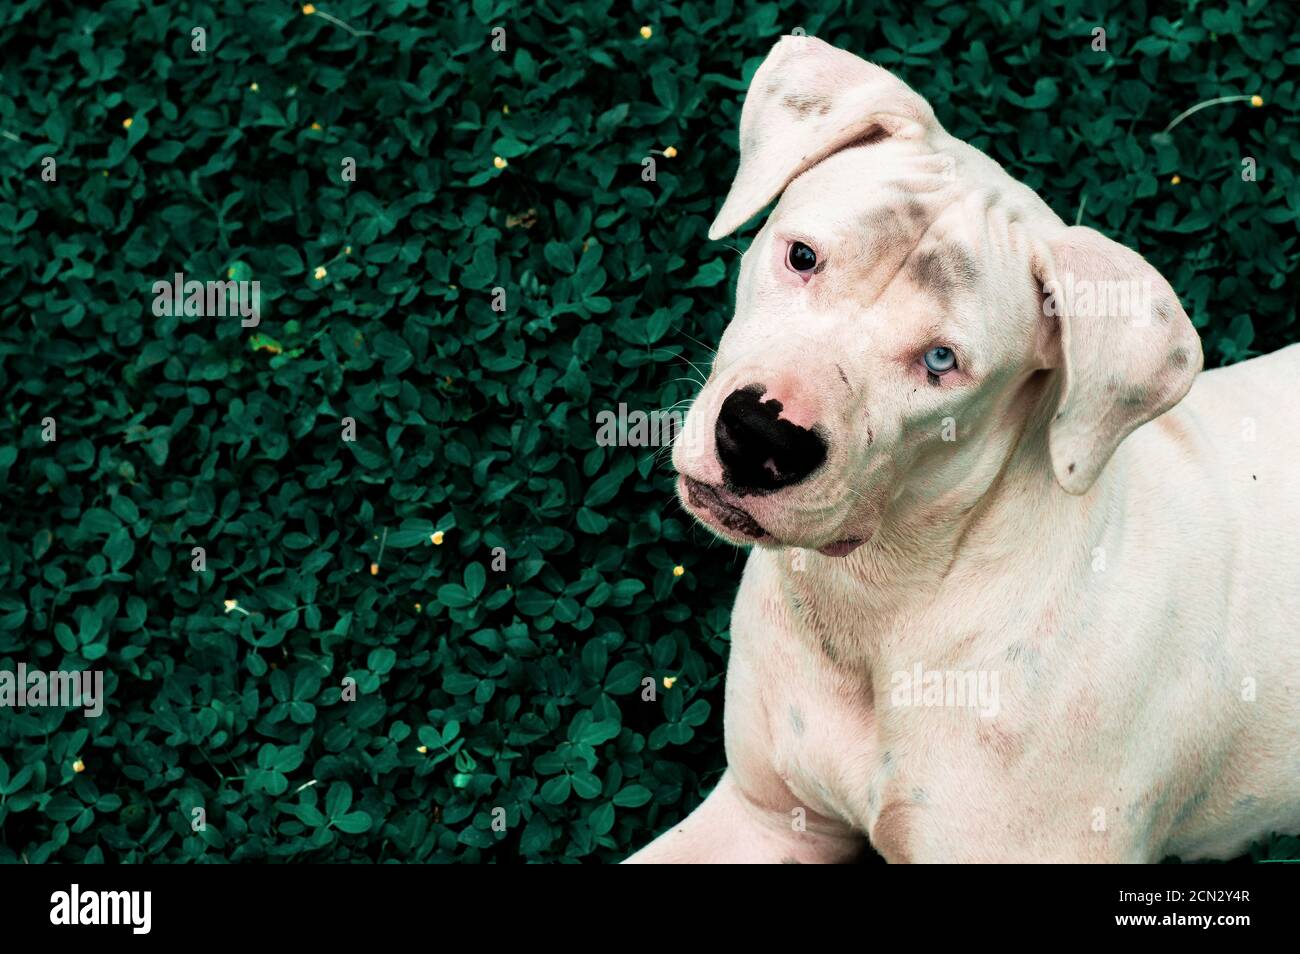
(1034, 227), (1203, 495)
(708, 36), (937, 240)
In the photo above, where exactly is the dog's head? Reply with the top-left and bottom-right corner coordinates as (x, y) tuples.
(674, 36), (1202, 556)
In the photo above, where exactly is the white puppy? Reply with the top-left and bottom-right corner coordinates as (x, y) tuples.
(626, 36), (1300, 863)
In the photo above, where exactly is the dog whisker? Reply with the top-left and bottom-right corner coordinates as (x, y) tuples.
(676, 330), (719, 358)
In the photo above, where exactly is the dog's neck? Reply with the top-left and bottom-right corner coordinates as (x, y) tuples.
(773, 370), (1119, 668)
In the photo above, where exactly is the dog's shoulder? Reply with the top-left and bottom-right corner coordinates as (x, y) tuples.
(1192, 342), (1300, 403)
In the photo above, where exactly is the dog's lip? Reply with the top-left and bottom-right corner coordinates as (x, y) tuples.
(679, 476), (773, 542)
(679, 475), (866, 557)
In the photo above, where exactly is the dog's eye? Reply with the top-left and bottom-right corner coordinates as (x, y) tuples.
(788, 242), (817, 273)
(923, 347), (957, 374)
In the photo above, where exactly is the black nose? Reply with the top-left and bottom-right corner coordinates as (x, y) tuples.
(715, 386), (827, 493)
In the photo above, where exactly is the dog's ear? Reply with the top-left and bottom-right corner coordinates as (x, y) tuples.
(708, 36), (936, 240)
(1034, 227), (1203, 495)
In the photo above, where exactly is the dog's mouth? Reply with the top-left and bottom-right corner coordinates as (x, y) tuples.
(681, 476), (774, 542)
(678, 475), (866, 557)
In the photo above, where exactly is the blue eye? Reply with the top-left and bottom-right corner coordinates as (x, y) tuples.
(923, 347), (957, 374)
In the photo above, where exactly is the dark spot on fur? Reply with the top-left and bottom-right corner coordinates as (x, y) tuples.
(859, 200), (922, 256)
(812, 260), (827, 274)
(1068, 462), (1076, 474)
(1172, 791), (1208, 827)
(819, 633), (840, 664)
(927, 371), (941, 387)
(782, 93), (832, 118)
(910, 245), (979, 309)
(863, 207), (901, 232)
(860, 208), (903, 253)
(836, 364), (850, 388)
(780, 856), (802, 864)
(1169, 348), (1189, 369)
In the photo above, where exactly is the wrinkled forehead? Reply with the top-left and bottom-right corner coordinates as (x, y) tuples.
(770, 144), (984, 312)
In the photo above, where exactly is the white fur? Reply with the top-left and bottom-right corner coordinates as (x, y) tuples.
(626, 36), (1300, 863)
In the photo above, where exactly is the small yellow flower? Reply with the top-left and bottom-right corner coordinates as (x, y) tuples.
(122, 117), (133, 129)
(344, 245), (353, 255)
(414, 602), (422, 612)
(224, 599), (239, 613)
(640, 26), (653, 39)
(502, 105), (510, 115)
(370, 562), (379, 575)
(493, 156), (508, 169)
(73, 759), (85, 773)
(417, 745), (428, 754)
(663, 676), (677, 689)
(432, 531), (444, 545)
(314, 265), (327, 280)
(663, 145), (677, 158)
(250, 82), (259, 92)
(1250, 95), (1263, 107)
(673, 565), (685, 577)
(303, 3), (316, 14)
(102, 170), (109, 177)
(310, 121), (322, 131)
(1171, 174), (1181, 185)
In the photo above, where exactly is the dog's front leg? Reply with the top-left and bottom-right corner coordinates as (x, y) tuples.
(622, 770), (863, 864)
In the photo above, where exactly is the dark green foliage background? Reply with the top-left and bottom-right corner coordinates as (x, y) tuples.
(0, 0), (1297, 863)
